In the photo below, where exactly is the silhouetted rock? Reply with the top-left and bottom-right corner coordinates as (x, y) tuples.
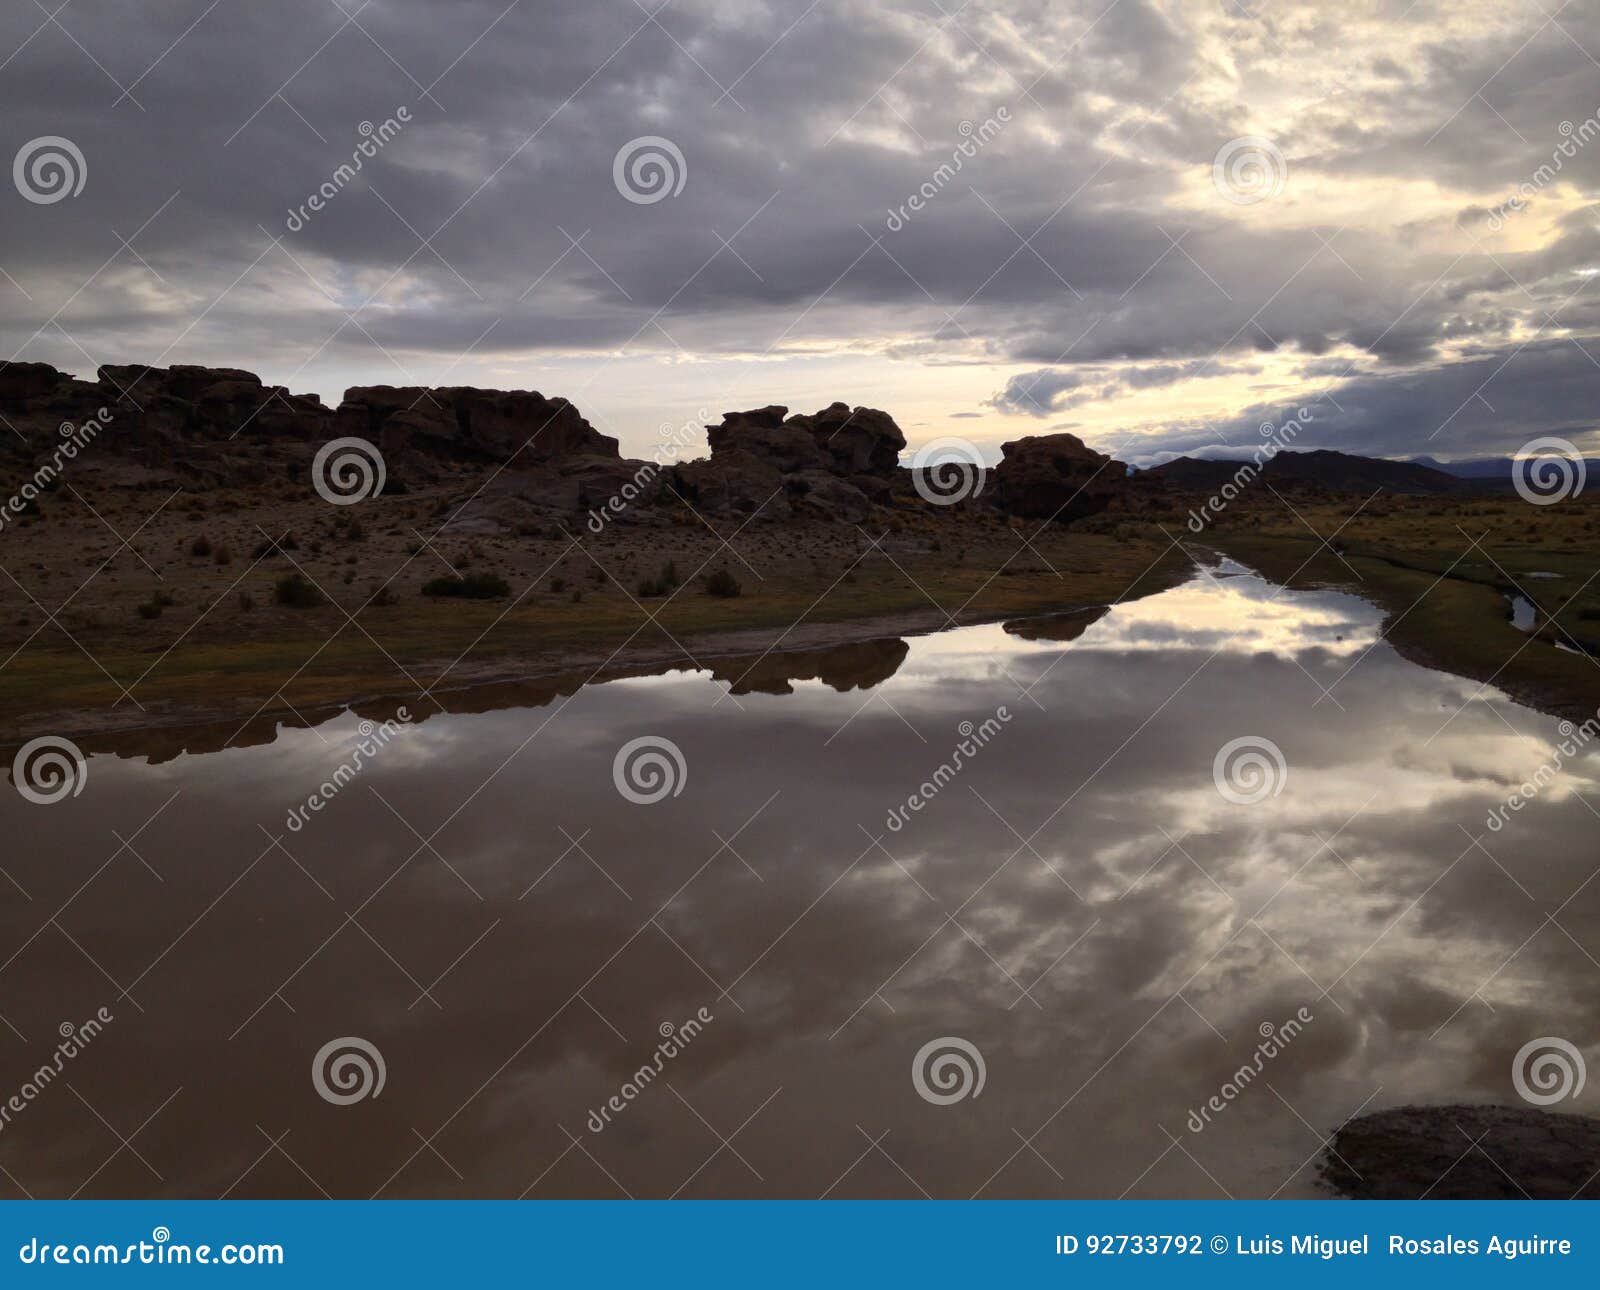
(1320, 1104), (1600, 1199)
(706, 402), (905, 480)
(1003, 605), (1109, 643)
(715, 637), (910, 694)
(993, 432), (1124, 522)
(338, 385), (617, 464)
(672, 451), (792, 520)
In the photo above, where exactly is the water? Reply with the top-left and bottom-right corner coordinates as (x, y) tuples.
(3, 566), (1597, 1199)
(1508, 594), (1537, 632)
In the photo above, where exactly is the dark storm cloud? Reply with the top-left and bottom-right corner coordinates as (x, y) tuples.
(1, 0), (1598, 457)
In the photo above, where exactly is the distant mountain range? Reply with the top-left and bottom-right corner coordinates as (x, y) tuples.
(1144, 449), (1467, 494)
(1144, 448), (1599, 495)
(1405, 455), (1600, 489)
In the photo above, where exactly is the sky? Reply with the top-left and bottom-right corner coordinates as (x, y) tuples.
(2, 0), (1599, 467)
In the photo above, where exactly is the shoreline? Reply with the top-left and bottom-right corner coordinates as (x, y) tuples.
(15, 544), (1595, 763)
(5, 585), (1177, 758)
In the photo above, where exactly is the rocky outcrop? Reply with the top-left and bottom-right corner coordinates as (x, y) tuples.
(0, 362), (334, 484)
(697, 402), (906, 522)
(1321, 1104), (1600, 1199)
(0, 361), (630, 493)
(337, 385), (617, 465)
(992, 431), (1124, 522)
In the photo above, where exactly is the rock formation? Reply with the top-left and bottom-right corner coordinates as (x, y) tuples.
(992, 431), (1125, 522)
(2, 358), (1141, 529)
(693, 402), (906, 522)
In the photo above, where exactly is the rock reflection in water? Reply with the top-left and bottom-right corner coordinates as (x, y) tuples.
(1, 571), (1597, 1200)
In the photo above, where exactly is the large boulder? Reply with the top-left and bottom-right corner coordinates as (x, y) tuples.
(706, 402), (905, 480)
(790, 402), (905, 476)
(706, 407), (826, 473)
(672, 451), (792, 520)
(993, 432), (1124, 522)
(338, 385), (618, 464)
(787, 470), (872, 524)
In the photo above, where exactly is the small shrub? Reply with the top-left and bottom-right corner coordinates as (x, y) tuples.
(213, 545), (232, 566)
(704, 568), (742, 598)
(189, 535), (213, 557)
(135, 600), (162, 620)
(371, 585), (399, 607)
(273, 573), (323, 607)
(422, 573), (509, 599)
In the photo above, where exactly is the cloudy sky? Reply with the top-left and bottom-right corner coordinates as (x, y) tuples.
(2, 0), (1599, 465)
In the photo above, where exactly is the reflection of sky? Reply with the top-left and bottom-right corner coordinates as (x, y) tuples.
(2, 572), (1597, 1200)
